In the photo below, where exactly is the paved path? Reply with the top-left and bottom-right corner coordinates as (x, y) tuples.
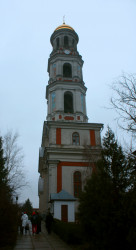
(14, 223), (72, 250)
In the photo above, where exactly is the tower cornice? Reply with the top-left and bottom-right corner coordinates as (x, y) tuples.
(48, 53), (83, 73)
(43, 120), (104, 130)
(46, 81), (87, 99)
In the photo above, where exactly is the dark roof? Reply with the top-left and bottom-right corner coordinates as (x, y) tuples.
(50, 189), (76, 201)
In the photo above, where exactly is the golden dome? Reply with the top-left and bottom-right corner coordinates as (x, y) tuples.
(55, 23), (74, 32)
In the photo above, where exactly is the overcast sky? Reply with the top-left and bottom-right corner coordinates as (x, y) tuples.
(0, 0), (136, 208)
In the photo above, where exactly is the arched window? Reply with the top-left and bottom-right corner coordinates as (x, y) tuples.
(56, 37), (59, 49)
(74, 171), (82, 198)
(63, 63), (72, 78)
(72, 132), (80, 145)
(64, 36), (69, 47)
(64, 91), (73, 113)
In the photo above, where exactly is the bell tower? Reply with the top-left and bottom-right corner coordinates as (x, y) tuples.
(38, 23), (103, 222)
(46, 23), (88, 122)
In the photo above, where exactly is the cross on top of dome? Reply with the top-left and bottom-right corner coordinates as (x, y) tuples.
(54, 19), (74, 32)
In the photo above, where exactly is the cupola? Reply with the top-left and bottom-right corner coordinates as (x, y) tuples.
(50, 22), (79, 51)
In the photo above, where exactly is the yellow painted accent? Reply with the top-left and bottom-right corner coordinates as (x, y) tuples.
(55, 23), (74, 32)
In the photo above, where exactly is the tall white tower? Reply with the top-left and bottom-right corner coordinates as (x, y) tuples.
(38, 23), (103, 222)
(46, 23), (87, 123)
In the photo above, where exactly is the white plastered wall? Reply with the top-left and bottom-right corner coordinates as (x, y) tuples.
(61, 128), (90, 146)
(53, 201), (75, 222)
(49, 164), (57, 194)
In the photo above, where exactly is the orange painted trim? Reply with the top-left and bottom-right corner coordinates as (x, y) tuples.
(57, 161), (94, 193)
(90, 130), (96, 146)
(57, 163), (62, 193)
(56, 128), (61, 145)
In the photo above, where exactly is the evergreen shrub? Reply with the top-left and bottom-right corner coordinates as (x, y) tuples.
(0, 196), (18, 248)
(52, 219), (83, 245)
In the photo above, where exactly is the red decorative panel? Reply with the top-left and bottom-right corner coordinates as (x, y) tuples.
(57, 163), (62, 192)
(59, 115), (62, 119)
(64, 116), (74, 120)
(56, 128), (61, 145)
(90, 130), (96, 146)
(63, 79), (72, 82)
(77, 116), (80, 120)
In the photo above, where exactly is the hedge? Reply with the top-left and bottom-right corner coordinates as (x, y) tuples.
(52, 219), (83, 245)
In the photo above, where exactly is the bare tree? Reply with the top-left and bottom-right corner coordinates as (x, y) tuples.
(3, 130), (27, 195)
(111, 73), (136, 134)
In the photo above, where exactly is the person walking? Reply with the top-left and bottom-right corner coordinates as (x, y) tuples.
(31, 211), (37, 235)
(18, 211), (23, 234)
(21, 212), (28, 235)
(45, 211), (54, 234)
(36, 212), (41, 234)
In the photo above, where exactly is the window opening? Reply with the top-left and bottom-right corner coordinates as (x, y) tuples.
(64, 36), (69, 47)
(72, 132), (80, 145)
(74, 171), (82, 198)
(63, 63), (72, 78)
(72, 39), (75, 47)
(56, 37), (59, 49)
(64, 91), (73, 113)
